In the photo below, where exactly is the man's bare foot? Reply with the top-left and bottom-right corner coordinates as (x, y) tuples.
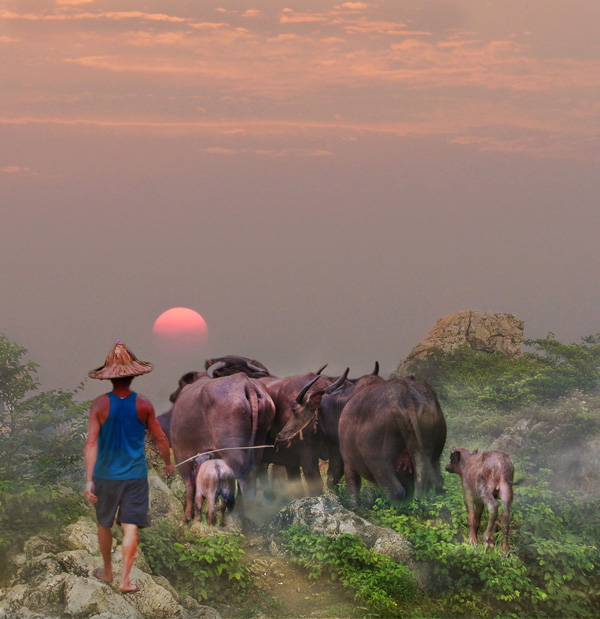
(119, 582), (140, 594)
(92, 566), (113, 584)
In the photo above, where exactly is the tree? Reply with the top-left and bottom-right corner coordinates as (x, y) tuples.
(0, 334), (88, 483)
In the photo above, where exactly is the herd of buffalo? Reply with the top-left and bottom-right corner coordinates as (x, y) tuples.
(157, 354), (516, 550)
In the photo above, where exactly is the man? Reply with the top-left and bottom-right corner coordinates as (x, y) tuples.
(84, 339), (175, 594)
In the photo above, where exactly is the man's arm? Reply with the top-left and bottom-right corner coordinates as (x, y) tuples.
(138, 395), (175, 476)
(84, 396), (105, 503)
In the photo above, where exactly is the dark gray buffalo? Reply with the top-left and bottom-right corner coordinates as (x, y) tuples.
(170, 371), (276, 521)
(276, 364), (383, 489)
(339, 376), (447, 505)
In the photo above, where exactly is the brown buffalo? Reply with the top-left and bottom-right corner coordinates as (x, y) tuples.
(193, 457), (236, 526)
(339, 376), (446, 505)
(446, 448), (516, 552)
(205, 356), (333, 497)
(170, 372), (276, 520)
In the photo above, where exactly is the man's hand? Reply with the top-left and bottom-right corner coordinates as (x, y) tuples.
(85, 481), (98, 503)
(164, 463), (175, 477)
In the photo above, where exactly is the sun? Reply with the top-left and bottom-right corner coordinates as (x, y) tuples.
(152, 307), (208, 351)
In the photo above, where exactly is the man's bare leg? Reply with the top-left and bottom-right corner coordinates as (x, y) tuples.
(119, 523), (139, 593)
(93, 525), (114, 583)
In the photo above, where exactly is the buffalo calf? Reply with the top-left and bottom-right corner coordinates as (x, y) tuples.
(446, 448), (515, 552)
(193, 458), (236, 527)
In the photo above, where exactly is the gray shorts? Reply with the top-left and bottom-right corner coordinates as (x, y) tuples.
(93, 477), (149, 529)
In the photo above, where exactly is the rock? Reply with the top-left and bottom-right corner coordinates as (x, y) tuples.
(490, 419), (532, 454)
(148, 471), (184, 523)
(395, 310), (524, 375)
(0, 520), (222, 619)
(60, 517), (101, 554)
(63, 574), (142, 618)
(267, 494), (425, 585)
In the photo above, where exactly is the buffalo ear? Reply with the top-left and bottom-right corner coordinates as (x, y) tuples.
(472, 449), (479, 454)
(308, 390), (325, 407)
(450, 450), (461, 464)
(182, 372), (197, 384)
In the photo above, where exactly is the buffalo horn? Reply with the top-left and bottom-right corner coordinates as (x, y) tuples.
(295, 375), (322, 404)
(372, 361), (379, 376)
(316, 364), (328, 375)
(207, 361), (226, 378)
(324, 368), (350, 394)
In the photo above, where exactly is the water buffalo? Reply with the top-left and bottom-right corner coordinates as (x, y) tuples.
(446, 448), (516, 552)
(170, 371), (276, 520)
(193, 457), (236, 527)
(205, 355), (271, 379)
(339, 376), (446, 505)
(275, 365), (384, 489)
(205, 355), (333, 497)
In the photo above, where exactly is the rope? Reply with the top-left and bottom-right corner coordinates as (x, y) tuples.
(175, 444), (274, 468)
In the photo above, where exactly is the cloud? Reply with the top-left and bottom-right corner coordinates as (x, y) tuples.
(1, 166), (36, 176)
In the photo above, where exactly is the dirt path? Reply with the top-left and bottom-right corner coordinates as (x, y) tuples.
(216, 532), (357, 618)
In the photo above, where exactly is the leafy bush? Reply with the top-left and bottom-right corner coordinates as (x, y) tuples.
(404, 333), (600, 410)
(0, 335), (90, 565)
(369, 475), (600, 618)
(281, 524), (417, 617)
(0, 480), (89, 568)
(139, 518), (252, 603)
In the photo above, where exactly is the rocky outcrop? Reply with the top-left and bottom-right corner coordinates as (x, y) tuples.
(395, 310), (524, 375)
(0, 516), (220, 619)
(266, 493), (428, 587)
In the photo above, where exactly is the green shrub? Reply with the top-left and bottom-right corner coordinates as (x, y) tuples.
(0, 480), (89, 565)
(281, 524), (417, 617)
(404, 333), (600, 410)
(139, 518), (252, 602)
(370, 476), (600, 618)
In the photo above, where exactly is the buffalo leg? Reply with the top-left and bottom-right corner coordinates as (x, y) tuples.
(467, 501), (483, 546)
(326, 452), (345, 490)
(181, 464), (196, 522)
(206, 495), (217, 526)
(483, 499), (499, 548)
(371, 465), (407, 504)
(344, 465), (362, 509)
(195, 493), (205, 522)
(499, 485), (513, 552)
(286, 465), (304, 499)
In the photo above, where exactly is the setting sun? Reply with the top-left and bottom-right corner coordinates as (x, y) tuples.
(152, 307), (208, 351)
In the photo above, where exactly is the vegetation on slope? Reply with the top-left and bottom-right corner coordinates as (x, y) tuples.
(1, 332), (600, 616)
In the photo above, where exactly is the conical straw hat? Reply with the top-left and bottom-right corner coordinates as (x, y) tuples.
(89, 340), (154, 380)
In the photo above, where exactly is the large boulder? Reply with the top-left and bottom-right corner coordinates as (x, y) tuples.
(267, 494), (428, 587)
(0, 516), (221, 619)
(395, 310), (524, 375)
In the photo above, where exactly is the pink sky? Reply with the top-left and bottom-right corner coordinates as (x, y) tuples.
(1, 1), (599, 408)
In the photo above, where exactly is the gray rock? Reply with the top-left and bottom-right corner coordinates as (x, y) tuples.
(268, 494), (424, 584)
(60, 516), (101, 554)
(63, 574), (142, 618)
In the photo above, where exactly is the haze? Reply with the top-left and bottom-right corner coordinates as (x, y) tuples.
(1, 1), (599, 412)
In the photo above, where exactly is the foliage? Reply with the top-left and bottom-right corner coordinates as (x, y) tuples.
(0, 480), (89, 566)
(0, 334), (88, 483)
(0, 335), (90, 564)
(139, 518), (252, 603)
(281, 524), (417, 617)
(369, 475), (600, 618)
(404, 333), (600, 410)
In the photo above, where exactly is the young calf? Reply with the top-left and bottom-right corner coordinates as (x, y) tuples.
(193, 458), (236, 526)
(446, 448), (516, 552)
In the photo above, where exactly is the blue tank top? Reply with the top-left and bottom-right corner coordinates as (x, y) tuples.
(94, 392), (148, 480)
